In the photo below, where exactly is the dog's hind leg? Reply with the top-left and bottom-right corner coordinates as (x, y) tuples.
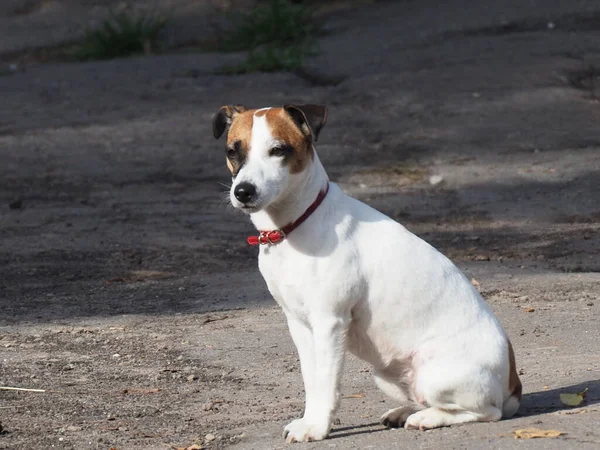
(404, 405), (502, 430)
(404, 364), (503, 431)
(374, 370), (423, 428)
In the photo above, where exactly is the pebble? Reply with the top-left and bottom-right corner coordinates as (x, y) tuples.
(202, 402), (214, 411)
(429, 174), (444, 185)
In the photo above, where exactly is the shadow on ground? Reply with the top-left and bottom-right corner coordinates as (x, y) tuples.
(519, 380), (600, 416)
(1, 170), (599, 324)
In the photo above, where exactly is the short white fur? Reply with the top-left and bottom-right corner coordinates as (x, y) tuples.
(226, 106), (520, 443)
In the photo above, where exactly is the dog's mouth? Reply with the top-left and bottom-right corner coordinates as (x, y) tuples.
(236, 203), (263, 214)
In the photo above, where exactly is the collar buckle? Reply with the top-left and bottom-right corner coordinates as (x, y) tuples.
(246, 183), (329, 246)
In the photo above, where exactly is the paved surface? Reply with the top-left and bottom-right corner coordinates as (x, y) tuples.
(1, 1), (599, 449)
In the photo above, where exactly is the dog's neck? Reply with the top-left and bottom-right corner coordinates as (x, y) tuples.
(250, 150), (329, 232)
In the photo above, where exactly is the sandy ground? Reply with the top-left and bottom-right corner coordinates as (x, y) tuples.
(1, 1), (600, 449)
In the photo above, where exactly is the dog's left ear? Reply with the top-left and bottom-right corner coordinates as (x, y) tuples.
(213, 105), (246, 139)
(284, 104), (327, 142)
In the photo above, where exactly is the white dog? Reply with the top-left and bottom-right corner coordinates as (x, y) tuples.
(213, 104), (522, 443)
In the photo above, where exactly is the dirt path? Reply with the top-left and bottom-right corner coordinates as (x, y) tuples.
(1, 1), (600, 449)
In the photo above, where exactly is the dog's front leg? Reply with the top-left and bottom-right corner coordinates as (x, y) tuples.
(284, 314), (348, 443)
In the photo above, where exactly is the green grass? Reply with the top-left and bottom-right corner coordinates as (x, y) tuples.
(221, 0), (319, 73)
(74, 10), (168, 61)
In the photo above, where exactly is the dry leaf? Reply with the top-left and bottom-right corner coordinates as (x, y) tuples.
(342, 393), (365, 399)
(523, 307), (535, 313)
(471, 278), (480, 287)
(560, 388), (587, 406)
(514, 428), (564, 439)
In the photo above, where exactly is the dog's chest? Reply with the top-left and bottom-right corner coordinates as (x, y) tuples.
(257, 246), (317, 319)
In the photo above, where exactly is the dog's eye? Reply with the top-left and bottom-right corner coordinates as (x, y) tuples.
(226, 141), (242, 159)
(269, 145), (292, 157)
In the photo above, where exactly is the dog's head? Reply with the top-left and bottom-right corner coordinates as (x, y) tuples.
(212, 105), (327, 213)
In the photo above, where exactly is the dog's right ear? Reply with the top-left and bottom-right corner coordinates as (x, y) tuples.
(213, 105), (246, 139)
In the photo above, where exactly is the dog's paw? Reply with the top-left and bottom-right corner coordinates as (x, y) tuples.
(283, 418), (330, 443)
(404, 409), (444, 431)
(380, 406), (418, 428)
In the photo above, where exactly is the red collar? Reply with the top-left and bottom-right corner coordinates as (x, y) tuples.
(247, 183), (330, 246)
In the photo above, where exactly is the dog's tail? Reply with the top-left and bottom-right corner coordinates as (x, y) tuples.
(502, 340), (522, 418)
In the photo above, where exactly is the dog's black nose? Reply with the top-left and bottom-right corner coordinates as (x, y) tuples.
(234, 182), (257, 204)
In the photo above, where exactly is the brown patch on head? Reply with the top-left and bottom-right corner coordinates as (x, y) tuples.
(227, 110), (255, 147)
(224, 109), (256, 177)
(263, 108), (313, 174)
(213, 105), (327, 176)
(508, 340), (523, 401)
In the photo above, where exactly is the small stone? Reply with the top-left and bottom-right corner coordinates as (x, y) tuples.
(66, 425), (82, 432)
(429, 174), (444, 185)
(112, 353), (120, 358)
(202, 402), (214, 411)
(205, 433), (216, 442)
(187, 374), (198, 382)
(474, 255), (490, 261)
(62, 364), (75, 371)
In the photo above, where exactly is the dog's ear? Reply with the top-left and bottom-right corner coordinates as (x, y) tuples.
(283, 104), (327, 142)
(213, 105), (246, 139)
